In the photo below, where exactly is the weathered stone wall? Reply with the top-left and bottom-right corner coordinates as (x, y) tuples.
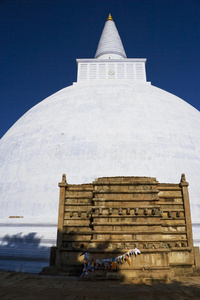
(53, 174), (198, 279)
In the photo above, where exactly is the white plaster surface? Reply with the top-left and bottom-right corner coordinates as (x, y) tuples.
(95, 19), (126, 59)
(0, 80), (200, 271)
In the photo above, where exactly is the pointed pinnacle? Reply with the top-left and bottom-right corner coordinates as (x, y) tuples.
(107, 13), (113, 21)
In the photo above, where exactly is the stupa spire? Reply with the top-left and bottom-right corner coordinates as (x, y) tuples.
(95, 14), (127, 59)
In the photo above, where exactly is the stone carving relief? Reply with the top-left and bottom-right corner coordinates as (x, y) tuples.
(135, 208), (139, 215)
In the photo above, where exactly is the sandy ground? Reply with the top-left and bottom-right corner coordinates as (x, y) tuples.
(0, 270), (200, 300)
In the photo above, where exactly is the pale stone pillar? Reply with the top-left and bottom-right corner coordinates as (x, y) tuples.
(57, 174), (68, 247)
(194, 247), (200, 268)
(55, 174), (67, 267)
(180, 173), (194, 264)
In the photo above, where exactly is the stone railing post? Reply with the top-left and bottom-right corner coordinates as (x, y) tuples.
(180, 173), (194, 264)
(57, 174), (68, 248)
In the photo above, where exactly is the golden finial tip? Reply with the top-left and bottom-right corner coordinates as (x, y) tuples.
(107, 13), (113, 21)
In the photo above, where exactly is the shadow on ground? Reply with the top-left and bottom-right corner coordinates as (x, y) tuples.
(0, 270), (200, 300)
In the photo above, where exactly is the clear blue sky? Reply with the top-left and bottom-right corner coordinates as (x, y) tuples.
(0, 0), (200, 139)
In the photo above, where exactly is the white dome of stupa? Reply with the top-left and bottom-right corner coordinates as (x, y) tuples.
(0, 14), (200, 273)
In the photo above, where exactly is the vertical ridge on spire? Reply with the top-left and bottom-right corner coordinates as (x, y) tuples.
(95, 14), (127, 59)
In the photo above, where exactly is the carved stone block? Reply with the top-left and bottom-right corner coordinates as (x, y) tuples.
(118, 208), (122, 215)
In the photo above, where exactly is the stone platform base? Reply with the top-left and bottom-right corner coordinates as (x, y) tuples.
(41, 266), (176, 281)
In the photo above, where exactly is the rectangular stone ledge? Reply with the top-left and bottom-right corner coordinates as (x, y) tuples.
(159, 198), (183, 203)
(91, 221), (163, 226)
(170, 247), (192, 252)
(160, 205), (184, 210)
(60, 248), (171, 254)
(93, 202), (159, 207)
(94, 232), (169, 237)
(65, 209), (91, 213)
(64, 215), (91, 219)
(169, 263), (194, 267)
(162, 230), (187, 235)
(93, 221), (162, 227)
(64, 217), (91, 220)
(93, 215), (160, 220)
(92, 205), (161, 209)
(90, 214), (184, 220)
(159, 197), (183, 202)
(158, 192), (182, 197)
(91, 219), (165, 224)
(63, 232), (92, 236)
(63, 223), (91, 227)
(93, 229), (163, 236)
(162, 233), (187, 242)
(62, 238), (92, 242)
(94, 185), (159, 192)
(158, 184), (181, 189)
(92, 238), (187, 244)
(65, 196), (93, 199)
(91, 236), (188, 242)
(62, 232), (92, 236)
(67, 185), (93, 191)
(62, 231), (92, 235)
(92, 214), (161, 218)
(92, 221), (163, 226)
(92, 193), (159, 202)
(93, 234), (162, 240)
(89, 244), (187, 252)
(94, 190), (159, 195)
(159, 200), (183, 204)
(64, 221), (90, 226)
(93, 177), (158, 184)
(65, 199), (92, 204)
(162, 218), (186, 222)
(93, 217), (161, 222)
(91, 240), (158, 246)
(64, 214), (90, 219)
(94, 184), (159, 190)
(92, 228), (186, 235)
(62, 240), (91, 245)
(65, 202), (92, 210)
(93, 201), (160, 205)
(91, 230), (163, 235)
(65, 203), (92, 207)
(92, 216), (161, 220)
(92, 211), (161, 216)
(162, 223), (186, 227)
(162, 221), (186, 226)
(158, 201), (184, 211)
(93, 181), (158, 186)
(63, 230), (92, 235)
(92, 214), (161, 219)
(161, 234), (187, 239)
(65, 197), (93, 200)
(161, 209), (184, 212)
(66, 191), (93, 198)
(123, 266), (172, 271)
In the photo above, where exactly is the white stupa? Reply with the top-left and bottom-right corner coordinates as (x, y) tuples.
(0, 14), (200, 273)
